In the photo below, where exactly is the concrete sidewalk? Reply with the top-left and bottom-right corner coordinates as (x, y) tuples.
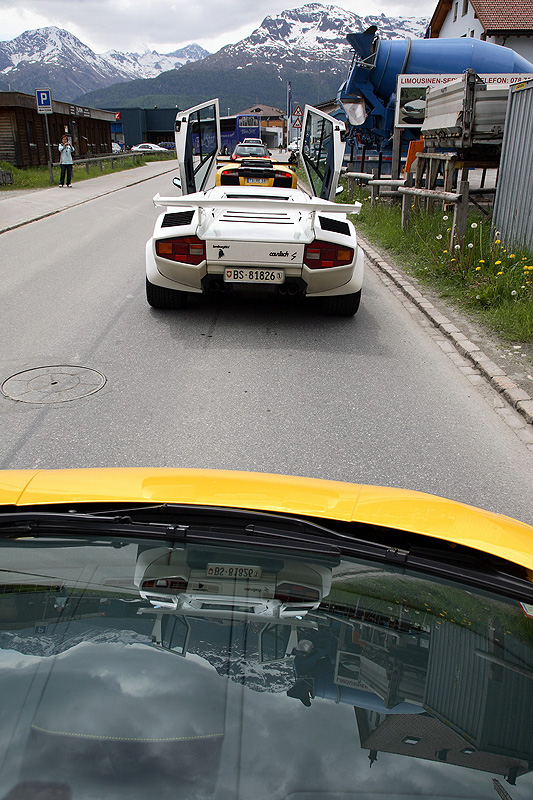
(0, 160), (179, 235)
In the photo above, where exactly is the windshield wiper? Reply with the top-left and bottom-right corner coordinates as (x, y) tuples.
(0, 508), (341, 558)
(1, 506), (531, 603)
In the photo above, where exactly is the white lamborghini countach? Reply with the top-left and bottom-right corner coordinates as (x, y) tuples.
(146, 99), (364, 316)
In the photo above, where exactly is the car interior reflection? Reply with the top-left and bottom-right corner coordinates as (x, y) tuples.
(0, 533), (532, 799)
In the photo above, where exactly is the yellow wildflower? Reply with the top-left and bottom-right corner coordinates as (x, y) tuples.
(495, 260), (502, 265)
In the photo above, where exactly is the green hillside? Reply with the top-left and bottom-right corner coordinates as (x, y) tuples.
(75, 63), (345, 112)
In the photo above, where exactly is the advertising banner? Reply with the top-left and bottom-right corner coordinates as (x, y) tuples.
(395, 74), (533, 127)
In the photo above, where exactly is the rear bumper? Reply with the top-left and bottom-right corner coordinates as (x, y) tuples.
(146, 240), (365, 298)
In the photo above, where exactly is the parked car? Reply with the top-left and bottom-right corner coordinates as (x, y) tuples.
(1, 467), (532, 799)
(158, 141), (176, 150)
(215, 158), (297, 189)
(131, 142), (168, 152)
(241, 137), (263, 145)
(231, 142), (271, 160)
(146, 99), (364, 316)
(111, 142), (122, 153)
(287, 140), (300, 152)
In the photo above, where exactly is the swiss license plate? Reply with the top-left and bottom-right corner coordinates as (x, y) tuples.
(246, 177), (267, 184)
(207, 564), (262, 579)
(224, 268), (284, 284)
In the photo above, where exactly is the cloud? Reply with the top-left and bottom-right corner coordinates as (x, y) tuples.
(0, 0), (432, 53)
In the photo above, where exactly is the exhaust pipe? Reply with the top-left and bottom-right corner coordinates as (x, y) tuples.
(278, 283), (300, 296)
(209, 278), (230, 293)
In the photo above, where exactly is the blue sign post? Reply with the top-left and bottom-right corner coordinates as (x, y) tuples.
(36, 88), (54, 182)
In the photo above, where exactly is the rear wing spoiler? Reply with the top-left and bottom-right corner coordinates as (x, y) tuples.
(153, 194), (362, 215)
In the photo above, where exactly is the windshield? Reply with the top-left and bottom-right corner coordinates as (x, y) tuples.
(1, 530), (532, 799)
(234, 145), (268, 157)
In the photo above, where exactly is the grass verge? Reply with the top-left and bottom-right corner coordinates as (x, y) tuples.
(344, 182), (533, 346)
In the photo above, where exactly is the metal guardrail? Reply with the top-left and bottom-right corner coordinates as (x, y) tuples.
(50, 151), (174, 177)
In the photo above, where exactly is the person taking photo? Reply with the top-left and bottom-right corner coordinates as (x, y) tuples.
(58, 134), (75, 187)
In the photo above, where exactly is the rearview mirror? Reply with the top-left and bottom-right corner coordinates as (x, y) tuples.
(173, 176), (182, 189)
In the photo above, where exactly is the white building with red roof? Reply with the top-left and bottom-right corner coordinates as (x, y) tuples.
(427, 0), (533, 62)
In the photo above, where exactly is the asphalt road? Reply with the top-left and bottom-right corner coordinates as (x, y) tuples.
(1, 166), (532, 523)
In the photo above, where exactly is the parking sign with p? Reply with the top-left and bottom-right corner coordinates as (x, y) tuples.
(36, 88), (52, 114)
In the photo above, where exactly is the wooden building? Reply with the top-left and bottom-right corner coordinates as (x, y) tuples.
(0, 91), (115, 168)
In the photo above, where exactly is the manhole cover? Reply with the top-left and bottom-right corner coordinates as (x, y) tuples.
(2, 365), (106, 404)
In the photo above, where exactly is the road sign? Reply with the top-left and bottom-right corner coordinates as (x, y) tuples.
(293, 105), (303, 117)
(292, 118), (302, 128)
(36, 88), (52, 114)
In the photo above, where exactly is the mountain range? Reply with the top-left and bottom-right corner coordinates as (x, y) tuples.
(0, 26), (209, 100)
(0, 4), (429, 111)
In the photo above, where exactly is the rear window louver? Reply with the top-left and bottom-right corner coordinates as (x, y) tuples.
(162, 210), (195, 228)
(318, 216), (350, 236)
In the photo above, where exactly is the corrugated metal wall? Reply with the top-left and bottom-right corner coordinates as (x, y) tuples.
(493, 79), (533, 251)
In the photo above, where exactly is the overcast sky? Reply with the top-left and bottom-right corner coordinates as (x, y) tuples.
(0, 0), (433, 54)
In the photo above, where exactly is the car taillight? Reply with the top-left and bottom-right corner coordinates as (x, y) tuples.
(274, 583), (320, 603)
(304, 240), (354, 269)
(142, 578), (188, 593)
(156, 236), (205, 265)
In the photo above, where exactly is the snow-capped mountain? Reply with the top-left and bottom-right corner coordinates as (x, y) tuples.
(198, 4), (428, 72)
(99, 42), (210, 80)
(0, 5), (429, 108)
(0, 26), (209, 100)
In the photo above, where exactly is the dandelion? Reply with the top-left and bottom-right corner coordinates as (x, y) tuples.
(497, 271), (503, 275)
(479, 259), (485, 264)
(470, 222), (478, 229)
(467, 242), (474, 249)
(495, 260), (502, 265)
(443, 250), (448, 254)
(475, 266), (481, 271)
(451, 258), (456, 262)
(454, 244), (461, 250)
(510, 254), (515, 258)
(436, 234), (442, 240)
(443, 215), (449, 220)
(476, 295), (481, 299)
(511, 290), (517, 296)
(495, 239), (501, 244)
(495, 231), (501, 236)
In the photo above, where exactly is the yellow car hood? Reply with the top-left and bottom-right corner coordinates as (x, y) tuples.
(1, 468), (532, 571)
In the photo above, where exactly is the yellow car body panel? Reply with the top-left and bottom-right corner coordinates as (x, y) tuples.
(1, 468), (532, 572)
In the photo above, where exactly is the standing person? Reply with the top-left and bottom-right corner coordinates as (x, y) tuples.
(58, 134), (74, 187)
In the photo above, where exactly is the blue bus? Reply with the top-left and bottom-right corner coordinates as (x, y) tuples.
(220, 114), (260, 154)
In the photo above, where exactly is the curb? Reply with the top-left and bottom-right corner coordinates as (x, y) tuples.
(359, 234), (533, 426)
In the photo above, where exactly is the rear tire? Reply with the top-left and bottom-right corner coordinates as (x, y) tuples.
(321, 290), (361, 317)
(146, 278), (188, 309)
